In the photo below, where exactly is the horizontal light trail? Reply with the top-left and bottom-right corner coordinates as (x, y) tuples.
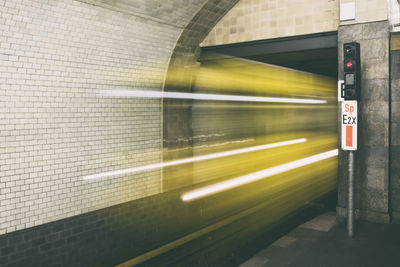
(83, 138), (307, 180)
(181, 149), (339, 201)
(100, 89), (327, 104)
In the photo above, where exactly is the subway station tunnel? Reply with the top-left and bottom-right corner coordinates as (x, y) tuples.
(1, 0), (400, 266)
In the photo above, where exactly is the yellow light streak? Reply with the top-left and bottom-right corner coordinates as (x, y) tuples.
(100, 89), (327, 104)
(181, 149), (339, 201)
(83, 138), (307, 180)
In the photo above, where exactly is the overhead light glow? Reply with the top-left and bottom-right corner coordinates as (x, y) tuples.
(100, 89), (327, 104)
(83, 138), (307, 180)
(181, 149), (338, 201)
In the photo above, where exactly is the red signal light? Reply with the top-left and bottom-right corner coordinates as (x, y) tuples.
(346, 61), (353, 68)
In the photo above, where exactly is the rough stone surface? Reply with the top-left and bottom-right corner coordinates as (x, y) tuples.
(360, 38), (388, 60)
(393, 211), (400, 223)
(392, 122), (400, 146)
(390, 51), (400, 79)
(365, 168), (386, 191)
(360, 101), (389, 122)
(392, 49), (400, 217)
(362, 21), (390, 40)
(391, 172), (400, 212)
(339, 24), (363, 43)
(392, 101), (400, 122)
(362, 58), (389, 79)
(336, 207), (391, 224)
(360, 79), (389, 102)
(392, 79), (400, 101)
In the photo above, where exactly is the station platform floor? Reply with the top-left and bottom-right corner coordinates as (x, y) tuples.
(239, 212), (400, 267)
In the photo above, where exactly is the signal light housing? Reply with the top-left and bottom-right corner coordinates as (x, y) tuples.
(342, 42), (361, 100)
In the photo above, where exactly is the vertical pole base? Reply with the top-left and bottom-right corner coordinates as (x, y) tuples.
(347, 151), (354, 238)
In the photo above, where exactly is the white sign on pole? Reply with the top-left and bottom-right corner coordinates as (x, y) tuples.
(341, 101), (357, 151)
(338, 80), (344, 102)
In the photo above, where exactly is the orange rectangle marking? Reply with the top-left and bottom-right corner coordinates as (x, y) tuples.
(346, 125), (353, 147)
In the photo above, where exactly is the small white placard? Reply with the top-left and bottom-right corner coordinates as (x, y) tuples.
(340, 2), (356, 21)
(338, 80), (344, 102)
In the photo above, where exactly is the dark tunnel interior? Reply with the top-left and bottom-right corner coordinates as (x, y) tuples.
(245, 47), (338, 78)
(200, 31), (338, 78)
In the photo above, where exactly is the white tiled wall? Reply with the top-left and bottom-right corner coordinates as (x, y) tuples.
(202, 0), (389, 47)
(0, 0), (204, 234)
(202, 0), (339, 46)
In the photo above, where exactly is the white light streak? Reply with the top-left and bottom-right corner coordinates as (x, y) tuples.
(100, 89), (327, 104)
(181, 149), (339, 202)
(83, 138), (307, 180)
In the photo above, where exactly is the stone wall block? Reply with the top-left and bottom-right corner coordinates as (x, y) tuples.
(362, 58), (389, 79)
(360, 38), (388, 60)
(363, 189), (389, 212)
(391, 171), (400, 211)
(390, 52), (400, 79)
(391, 123), (400, 146)
(359, 146), (389, 169)
(365, 168), (387, 191)
(362, 21), (389, 40)
(358, 120), (388, 147)
(339, 24), (363, 42)
(360, 101), (389, 123)
(392, 79), (400, 102)
(392, 101), (400, 122)
(360, 79), (389, 101)
(338, 41), (344, 78)
(391, 147), (400, 169)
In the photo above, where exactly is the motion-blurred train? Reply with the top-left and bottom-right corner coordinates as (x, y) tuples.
(130, 58), (338, 266)
(167, 57), (338, 201)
